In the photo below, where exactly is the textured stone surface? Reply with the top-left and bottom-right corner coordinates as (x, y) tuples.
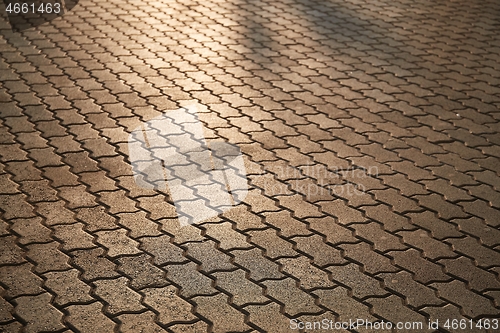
(1, 0), (500, 330)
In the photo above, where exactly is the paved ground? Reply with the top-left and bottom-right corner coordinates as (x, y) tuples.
(0, 0), (500, 332)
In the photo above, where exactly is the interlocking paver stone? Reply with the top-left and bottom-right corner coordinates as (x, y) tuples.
(94, 277), (145, 315)
(118, 312), (168, 333)
(293, 234), (344, 267)
(231, 248), (284, 281)
(263, 278), (321, 316)
(26, 241), (71, 273)
(213, 269), (268, 306)
(14, 293), (65, 333)
(431, 280), (499, 317)
(314, 287), (376, 322)
(246, 302), (291, 333)
(43, 269), (94, 306)
(326, 263), (388, 299)
(95, 228), (141, 257)
(66, 302), (117, 333)
(389, 249), (450, 284)
(166, 262), (217, 298)
(0, 263), (43, 298)
(192, 293), (250, 333)
(1, 0), (500, 330)
(70, 248), (120, 281)
(117, 254), (168, 289)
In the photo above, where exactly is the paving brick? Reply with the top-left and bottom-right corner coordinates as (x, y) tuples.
(43, 165), (80, 187)
(306, 216), (357, 245)
(98, 190), (138, 214)
(398, 230), (456, 260)
(16, 132), (47, 150)
(447, 236), (500, 268)
(139, 235), (186, 266)
(14, 293), (65, 333)
(248, 228), (296, 259)
(79, 171), (117, 193)
(118, 312), (168, 333)
(318, 199), (367, 224)
(0, 174), (19, 195)
(460, 200), (500, 227)
(368, 295), (428, 332)
(439, 256), (500, 292)
(159, 218), (205, 244)
(352, 222), (406, 252)
(58, 185), (97, 209)
(326, 263), (388, 299)
(5, 161), (42, 182)
(2, 0), (500, 328)
(361, 204), (413, 232)
(94, 277), (145, 315)
(263, 278), (321, 316)
(27, 241), (71, 273)
(321, 140), (362, 159)
(470, 170), (500, 190)
(95, 229), (141, 257)
(246, 302), (291, 333)
(137, 195), (177, 221)
(341, 242), (399, 274)
(203, 222), (251, 250)
(192, 293), (250, 332)
(372, 188), (421, 213)
(63, 151), (100, 173)
(36, 120), (67, 139)
(66, 302), (117, 333)
(431, 280), (498, 317)
(0, 293), (14, 323)
(453, 217), (500, 247)
(231, 248), (284, 281)
(10, 217), (52, 245)
(0, 145), (28, 163)
(421, 179), (473, 203)
(309, 155), (350, 180)
(465, 184), (500, 209)
(380, 174), (428, 196)
(76, 206), (117, 231)
(277, 194), (323, 219)
(166, 262), (216, 298)
(169, 321), (209, 333)
(429, 164), (477, 187)
(358, 143), (401, 163)
(420, 304), (465, 332)
(117, 254), (168, 290)
(331, 183), (379, 207)
(70, 248), (120, 281)
(223, 205), (268, 231)
(115, 211), (161, 239)
(389, 249), (450, 284)
(43, 269), (93, 306)
(396, 147), (441, 168)
(213, 269), (267, 306)
(52, 222), (95, 251)
(183, 241), (233, 274)
(280, 256), (335, 289)
(314, 287), (376, 322)
(293, 234), (344, 267)
(407, 211), (462, 240)
(379, 271), (442, 307)
(437, 153), (483, 173)
(262, 210), (310, 237)
(0, 263), (43, 298)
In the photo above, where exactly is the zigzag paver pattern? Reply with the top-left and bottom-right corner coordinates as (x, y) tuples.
(0, 0), (499, 332)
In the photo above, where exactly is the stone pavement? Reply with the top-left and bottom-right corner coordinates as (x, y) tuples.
(0, 0), (499, 331)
